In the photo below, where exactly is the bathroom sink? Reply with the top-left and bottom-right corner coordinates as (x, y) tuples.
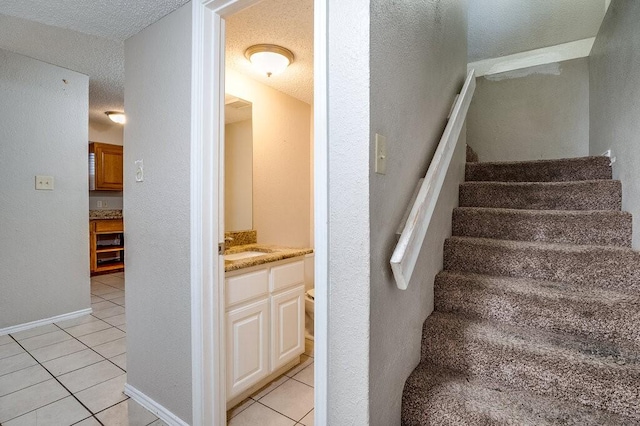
(224, 251), (268, 261)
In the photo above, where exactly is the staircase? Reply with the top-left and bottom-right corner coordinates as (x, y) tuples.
(401, 156), (640, 425)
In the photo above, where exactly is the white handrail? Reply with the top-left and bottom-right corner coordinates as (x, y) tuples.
(391, 70), (476, 290)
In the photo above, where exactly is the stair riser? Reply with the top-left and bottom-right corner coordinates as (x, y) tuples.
(434, 276), (640, 351)
(452, 208), (632, 247)
(421, 320), (640, 419)
(459, 181), (622, 211)
(443, 239), (640, 293)
(465, 156), (612, 183)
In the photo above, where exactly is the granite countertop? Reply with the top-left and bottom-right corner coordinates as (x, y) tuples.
(224, 243), (313, 272)
(89, 210), (123, 220)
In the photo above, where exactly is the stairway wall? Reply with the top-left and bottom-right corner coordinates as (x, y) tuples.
(467, 58), (590, 162)
(589, 0), (640, 249)
(368, 1), (467, 424)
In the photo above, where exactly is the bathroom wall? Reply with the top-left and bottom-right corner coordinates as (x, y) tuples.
(589, 0), (640, 248)
(0, 48), (90, 329)
(467, 58), (590, 162)
(226, 69), (312, 248)
(123, 3), (192, 423)
(368, 0), (468, 424)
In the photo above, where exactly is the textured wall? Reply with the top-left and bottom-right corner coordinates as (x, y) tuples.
(468, 0), (606, 62)
(468, 58), (590, 162)
(590, 0), (640, 248)
(368, 0), (468, 424)
(226, 69), (311, 248)
(123, 3), (192, 423)
(0, 49), (90, 329)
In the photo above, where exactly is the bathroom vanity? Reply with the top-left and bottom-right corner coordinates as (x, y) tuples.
(224, 245), (312, 407)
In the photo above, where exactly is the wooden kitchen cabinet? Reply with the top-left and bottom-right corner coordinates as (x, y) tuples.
(90, 219), (125, 275)
(89, 142), (123, 191)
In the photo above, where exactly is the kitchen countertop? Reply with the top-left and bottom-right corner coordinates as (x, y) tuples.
(89, 210), (123, 220)
(224, 244), (313, 272)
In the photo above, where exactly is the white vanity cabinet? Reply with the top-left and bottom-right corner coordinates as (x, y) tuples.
(225, 257), (305, 402)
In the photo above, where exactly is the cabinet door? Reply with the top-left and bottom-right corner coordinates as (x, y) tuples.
(95, 143), (123, 190)
(270, 285), (305, 372)
(227, 298), (270, 400)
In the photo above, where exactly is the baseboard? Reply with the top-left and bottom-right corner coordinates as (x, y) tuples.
(0, 308), (93, 336)
(124, 383), (189, 426)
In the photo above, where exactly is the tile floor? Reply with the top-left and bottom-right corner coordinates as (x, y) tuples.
(227, 339), (315, 426)
(0, 272), (165, 425)
(1, 272), (315, 425)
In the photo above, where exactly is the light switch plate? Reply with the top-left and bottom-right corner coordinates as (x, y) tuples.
(135, 160), (144, 182)
(375, 134), (387, 175)
(35, 175), (54, 190)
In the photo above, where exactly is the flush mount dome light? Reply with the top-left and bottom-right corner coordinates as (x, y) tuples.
(105, 111), (126, 124)
(245, 44), (294, 77)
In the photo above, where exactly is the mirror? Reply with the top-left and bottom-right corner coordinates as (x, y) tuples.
(225, 94), (253, 232)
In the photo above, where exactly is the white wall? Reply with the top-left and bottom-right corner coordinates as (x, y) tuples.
(590, 0), (640, 248)
(123, 3), (192, 423)
(468, 0), (606, 62)
(225, 119), (253, 231)
(468, 58), (590, 162)
(326, 0), (371, 423)
(0, 48), (90, 329)
(368, 0), (468, 424)
(89, 121), (124, 146)
(226, 69), (311, 248)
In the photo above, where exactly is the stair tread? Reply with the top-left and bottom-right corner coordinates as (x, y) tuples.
(403, 363), (635, 426)
(447, 235), (637, 254)
(454, 206), (631, 217)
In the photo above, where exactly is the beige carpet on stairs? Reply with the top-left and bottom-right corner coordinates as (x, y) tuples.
(402, 155), (640, 425)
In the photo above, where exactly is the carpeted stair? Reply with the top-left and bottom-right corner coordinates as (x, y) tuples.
(402, 156), (640, 425)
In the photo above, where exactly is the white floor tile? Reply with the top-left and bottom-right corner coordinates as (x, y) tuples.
(0, 353), (37, 376)
(74, 415), (102, 425)
(42, 349), (104, 377)
(95, 275), (125, 286)
(10, 324), (59, 341)
(227, 397), (255, 420)
(117, 324), (127, 332)
(291, 363), (314, 387)
(91, 286), (121, 297)
(110, 296), (126, 306)
(299, 409), (314, 426)
(75, 373), (128, 414)
(55, 315), (101, 329)
(0, 364), (52, 397)
(93, 305), (126, 320)
(147, 419), (169, 426)
(77, 327), (125, 348)
(103, 313), (126, 327)
(91, 295), (106, 303)
(258, 379), (314, 422)
(58, 360), (124, 393)
(4, 395), (91, 426)
(91, 300), (119, 312)
(100, 290), (125, 301)
(19, 330), (72, 351)
(0, 334), (14, 346)
(0, 342), (24, 360)
(109, 353), (127, 371)
(228, 402), (296, 426)
(0, 379), (69, 423)
(95, 398), (158, 425)
(285, 355), (313, 378)
(65, 320), (112, 337)
(29, 339), (87, 363)
(93, 337), (127, 359)
(251, 374), (290, 400)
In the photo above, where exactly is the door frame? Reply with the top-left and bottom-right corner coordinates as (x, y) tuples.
(190, 0), (329, 424)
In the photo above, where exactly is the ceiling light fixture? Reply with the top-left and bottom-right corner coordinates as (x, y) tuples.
(245, 44), (294, 78)
(105, 111), (126, 124)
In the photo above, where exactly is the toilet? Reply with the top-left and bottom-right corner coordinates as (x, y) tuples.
(304, 288), (315, 340)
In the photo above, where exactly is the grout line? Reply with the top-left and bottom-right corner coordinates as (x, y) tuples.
(255, 401), (303, 424)
(56, 324), (127, 374)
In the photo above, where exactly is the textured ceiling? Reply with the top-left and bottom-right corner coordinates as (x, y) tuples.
(226, 0), (314, 105)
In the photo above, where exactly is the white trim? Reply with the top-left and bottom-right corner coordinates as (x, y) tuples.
(391, 70), (476, 290)
(313, 0), (328, 423)
(125, 383), (189, 426)
(468, 38), (595, 77)
(0, 308), (92, 336)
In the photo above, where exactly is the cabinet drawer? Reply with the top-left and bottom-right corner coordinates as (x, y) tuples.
(94, 219), (124, 233)
(226, 269), (269, 308)
(270, 260), (304, 292)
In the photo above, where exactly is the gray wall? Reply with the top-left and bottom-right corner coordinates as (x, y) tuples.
(123, 3), (192, 423)
(590, 0), (640, 249)
(469, 0), (606, 62)
(0, 49), (90, 330)
(468, 58), (590, 162)
(368, 0), (468, 424)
